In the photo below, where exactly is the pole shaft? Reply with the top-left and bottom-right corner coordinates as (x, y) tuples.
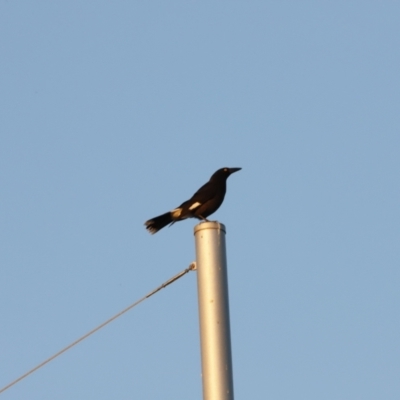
(194, 221), (234, 400)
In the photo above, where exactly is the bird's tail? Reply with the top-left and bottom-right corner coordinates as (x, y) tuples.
(145, 212), (173, 234)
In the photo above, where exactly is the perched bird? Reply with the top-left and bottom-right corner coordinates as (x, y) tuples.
(145, 167), (241, 234)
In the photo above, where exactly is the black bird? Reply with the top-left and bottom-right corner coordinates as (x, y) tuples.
(145, 167), (241, 234)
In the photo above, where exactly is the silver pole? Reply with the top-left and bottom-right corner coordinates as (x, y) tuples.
(194, 221), (234, 400)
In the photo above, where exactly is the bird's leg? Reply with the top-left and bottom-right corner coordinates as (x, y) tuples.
(198, 215), (209, 223)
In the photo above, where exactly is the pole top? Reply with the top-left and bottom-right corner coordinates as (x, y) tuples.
(194, 221), (226, 235)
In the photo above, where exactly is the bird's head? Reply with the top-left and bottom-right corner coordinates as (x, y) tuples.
(211, 167), (242, 181)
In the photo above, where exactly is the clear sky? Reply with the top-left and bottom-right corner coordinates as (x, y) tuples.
(1, 2), (399, 399)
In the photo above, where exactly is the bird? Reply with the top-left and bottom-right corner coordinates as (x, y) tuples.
(145, 167), (241, 234)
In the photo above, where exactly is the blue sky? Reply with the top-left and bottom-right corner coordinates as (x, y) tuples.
(1, 2), (399, 399)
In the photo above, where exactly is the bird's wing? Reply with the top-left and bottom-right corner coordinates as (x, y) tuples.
(176, 181), (217, 212)
(188, 181), (217, 206)
(191, 180), (218, 201)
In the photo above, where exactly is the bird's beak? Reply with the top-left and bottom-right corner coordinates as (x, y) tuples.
(229, 167), (242, 174)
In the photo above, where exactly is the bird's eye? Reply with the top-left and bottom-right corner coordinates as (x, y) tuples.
(224, 168), (228, 171)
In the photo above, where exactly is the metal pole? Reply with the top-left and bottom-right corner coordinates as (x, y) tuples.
(194, 221), (234, 400)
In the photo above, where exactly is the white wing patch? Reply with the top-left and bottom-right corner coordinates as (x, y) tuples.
(171, 208), (182, 218)
(189, 201), (201, 210)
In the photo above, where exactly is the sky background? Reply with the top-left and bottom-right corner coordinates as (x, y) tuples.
(1, 2), (399, 399)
